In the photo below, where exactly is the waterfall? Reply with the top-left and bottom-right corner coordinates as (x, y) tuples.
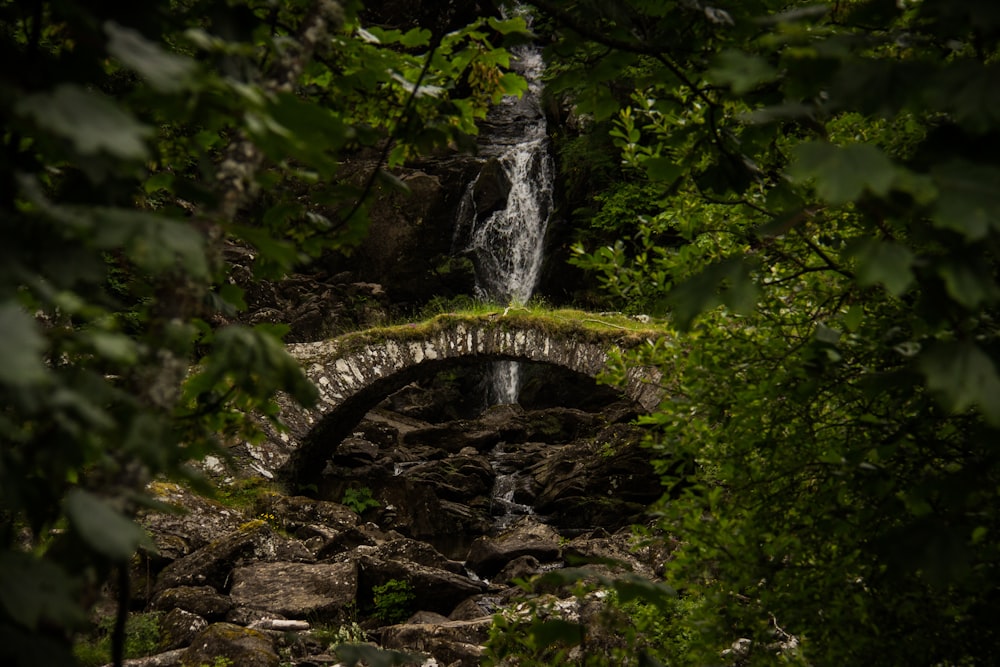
(455, 7), (554, 404)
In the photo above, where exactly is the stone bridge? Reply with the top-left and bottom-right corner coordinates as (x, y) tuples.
(250, 313), (666, 489)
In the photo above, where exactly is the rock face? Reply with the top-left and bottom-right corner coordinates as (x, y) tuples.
(229, 561), (358, 621)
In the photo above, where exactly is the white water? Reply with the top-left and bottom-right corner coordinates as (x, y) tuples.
(457, 11), (554, 404)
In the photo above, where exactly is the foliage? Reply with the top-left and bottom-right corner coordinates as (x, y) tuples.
(340, 486), (381, 515)
(370, 578), (416, 625)
(0, 0), (526, 663)
(311, 620), (367, 649)
(73, 612), (163, 667)
(482, 567), (684, 666)
(538, 0), (1000, 664)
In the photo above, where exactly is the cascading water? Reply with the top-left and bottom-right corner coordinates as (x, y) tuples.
(454, 6), (554, 405)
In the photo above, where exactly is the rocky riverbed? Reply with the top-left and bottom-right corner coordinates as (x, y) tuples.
(92, 378), (672, 667)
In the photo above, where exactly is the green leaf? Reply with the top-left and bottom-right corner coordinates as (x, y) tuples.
(789, 142), (897, 204)
(488, 15), (530, 35)
(846, 239), (915, 296)
(104, 21), (197, 93)
(65, 488), (152, 560)
(931, 161), (1000, 240)
(15, 84), (152, 160)
(0, 302), (48, 387)
(400, 27), (432, 48)
(919, 341), (1000, 424)
(707, 49), (777, 94)
(143, 172), (175, 193)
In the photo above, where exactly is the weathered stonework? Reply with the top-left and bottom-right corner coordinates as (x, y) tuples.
(244, 315), (665, 488)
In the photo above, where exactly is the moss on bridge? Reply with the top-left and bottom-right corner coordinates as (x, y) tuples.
(325, 306), (670, 356)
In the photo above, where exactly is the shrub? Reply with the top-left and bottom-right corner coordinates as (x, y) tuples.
(371, 579), (416, 625)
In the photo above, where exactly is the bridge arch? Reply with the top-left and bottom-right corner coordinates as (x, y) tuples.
(263, 314), (665, 489)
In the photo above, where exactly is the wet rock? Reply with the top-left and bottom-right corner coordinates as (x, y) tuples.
(465, 519), (561, 579)
(181, 622), (279, 667)
(229, 561), (359, 621)
(472, 157), (512, 217)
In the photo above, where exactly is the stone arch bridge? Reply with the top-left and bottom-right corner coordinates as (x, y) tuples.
(250, 313), (666, 489)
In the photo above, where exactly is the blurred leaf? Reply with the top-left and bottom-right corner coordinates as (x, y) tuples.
(83, 330), (140, 365)
(644, 157), (683, 182)
(0, 302), (48, 387)
(931, 161), (1000, 240)
(530, 618), (585, 648)
(937, 259), (1000, 309)
(0, 553), (84, 631)
(15, 84), (152, 160)
(65, 489), (152, 560)
(668, 258), (758, 330)
(919, 341), (1000, 424)
(846, 239), (915, 296)
(789, 141), (897, 204)
(707, 49), (777, 94)
(104, 21), (197, 93)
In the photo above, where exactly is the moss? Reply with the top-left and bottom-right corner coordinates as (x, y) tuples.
(312, 307), (669, 358)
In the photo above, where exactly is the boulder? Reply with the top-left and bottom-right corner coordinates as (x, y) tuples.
(531, 424), (661, 530)
(140, 482), (247, 562)
(402, 453), (495, 501)
(181, 623), (278, 667)
(448, 593), (514, 622)
(376, 480), (492, 542)
(150, 586), (232, 620)
(494, 555), (541, 586)
(154, 522), (313, 593)
(363, 538), (466, 575)
(465, 519), (562, 579)
(159, 608), (208, 651)
(359, 557), (487, 616)
(378, 617), (493, 667)
(229, 561), (359, 621)
(266, 495), (360, 533)
(402, 423), (501, 453)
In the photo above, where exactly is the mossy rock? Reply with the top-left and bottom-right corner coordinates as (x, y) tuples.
(181, 622), (278, 667)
